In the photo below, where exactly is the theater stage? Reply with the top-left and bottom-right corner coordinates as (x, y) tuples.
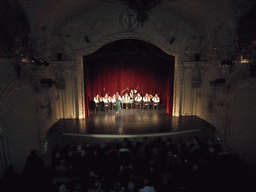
(47, 109), (216, 147)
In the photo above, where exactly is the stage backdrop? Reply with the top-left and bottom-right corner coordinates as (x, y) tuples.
(84, 39), (174, 116)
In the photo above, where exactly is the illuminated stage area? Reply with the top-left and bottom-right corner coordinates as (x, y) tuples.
(47, 109), (215, 146)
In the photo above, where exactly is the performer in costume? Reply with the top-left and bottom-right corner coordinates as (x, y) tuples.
(122, 93), (130, 109)
(94, 94), (102, 110)
(108, 95), (112, 110)
(115, 92), (122, 115)
(149, 93), (153, 100)
(108, 95), (112, 103)
(134, 93), (142, 109)
(129, 89), (134, 99)
(116, 92), (122, 100)
(111, 94), (116, 110)
(151, 94), (160, 109)
(143, 93), (151, 109)
(130, 88), (138, 99)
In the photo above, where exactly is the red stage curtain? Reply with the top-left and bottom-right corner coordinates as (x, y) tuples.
(83, 40), (174, 117)
(84, 77), (90, 117)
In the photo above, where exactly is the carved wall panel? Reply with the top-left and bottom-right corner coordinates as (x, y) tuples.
(226, 79), (256, 164)
(181, 62), (208, 116)
(51, 61), (76, 119)
(182, 63), (194, 115)
(0, 81), (40, 173)
(53, 88), (63, 120)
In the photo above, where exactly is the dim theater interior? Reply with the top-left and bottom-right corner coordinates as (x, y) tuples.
(0, 0), (256, 191)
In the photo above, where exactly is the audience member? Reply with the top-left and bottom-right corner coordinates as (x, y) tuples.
(24, 149), (44, 174)
(23, 149), (44, 191)
(0, 136), (254, 192)
(127, 182), (135, 192)
(66, 149), (75, 168)
(54, 159), (68, 177)
(59, 184), (70, 192)
(139, 178), (156, 192)
(0, 165), (24, 192)
(52, 152), (62, 168)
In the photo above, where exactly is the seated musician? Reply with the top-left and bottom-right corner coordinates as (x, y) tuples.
(108, 94), (112, 101)
(134, 93), (142, 109)
(122, 93), (130, 109)
(93, 94), (102, 110)
(130, 88), (138, 99)
(122, 93), (130, 100)
(103, 94), (110, 110)
(108, 95), (112, 108)
(111, 94), (116, 109)
(143, 93), (151, 109)
(130, 89), (136, 99)
(129, 89), (133, 99)
(151, 94), (160, 109)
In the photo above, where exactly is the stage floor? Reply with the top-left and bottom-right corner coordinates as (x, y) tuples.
(48, 109), (215, 137)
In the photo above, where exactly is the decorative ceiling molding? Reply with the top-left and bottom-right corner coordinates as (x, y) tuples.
(74, 32), (179, 57)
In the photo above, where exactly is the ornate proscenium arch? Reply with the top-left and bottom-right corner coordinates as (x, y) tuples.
(72, 32), (182, 118)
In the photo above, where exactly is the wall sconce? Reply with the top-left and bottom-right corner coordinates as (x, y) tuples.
(40, 60), (50, 67)
(32, 59), (42, 66)
(32, 59), (50, 67)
